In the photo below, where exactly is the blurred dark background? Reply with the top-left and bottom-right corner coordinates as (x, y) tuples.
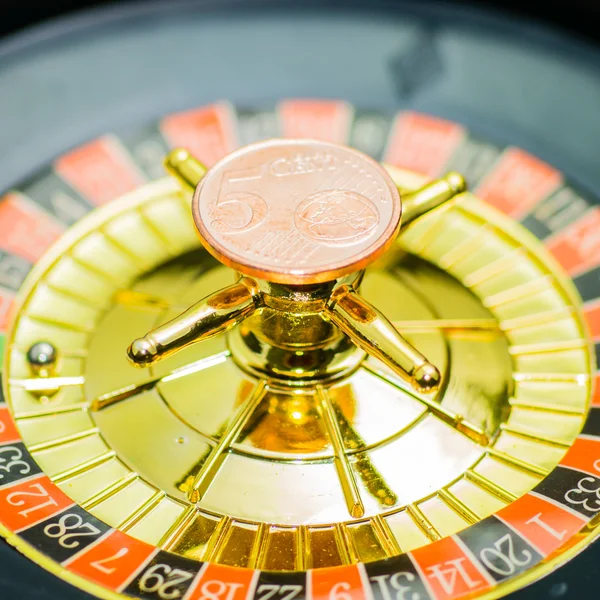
(1, 0), (600, 43)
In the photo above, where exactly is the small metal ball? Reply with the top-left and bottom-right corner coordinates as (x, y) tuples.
(27, 341), (58, 375)
(127, 337), (158, 368)
(446, 171), (467, 194)
(413, 363), (442, 394)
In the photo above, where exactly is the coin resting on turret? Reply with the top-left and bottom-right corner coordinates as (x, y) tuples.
(127, 139), (466, 397)
(5, 120), (595, 587)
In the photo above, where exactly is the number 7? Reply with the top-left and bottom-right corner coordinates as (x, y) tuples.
(90, 547), (129, 574)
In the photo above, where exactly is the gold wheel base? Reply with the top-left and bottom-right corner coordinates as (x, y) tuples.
(227, 325), (366, 386)
(2, 173), (594, 585)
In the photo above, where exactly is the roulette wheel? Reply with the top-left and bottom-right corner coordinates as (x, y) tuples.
(1, 0), (600, 598)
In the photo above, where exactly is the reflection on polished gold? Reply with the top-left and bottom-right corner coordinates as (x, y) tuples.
(128, 144), (465, 398)
(187, 380), (268, 503)
(315, 386), (364, 518)
(164, 148), (207, 191)
(326, 285), (441, 392)
(3, 150), (593, 575)
(392, 318), (500, 332)
(237, 380), (355, 454)
(400, 171), (466, 227)
(128, 277), (261, 368)
(173, 379), (399, 516)
(363, 363), (490, 446)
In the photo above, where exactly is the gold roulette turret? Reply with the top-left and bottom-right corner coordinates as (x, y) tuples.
(2, 136), (595, 595)
(127, 139), (469, 510)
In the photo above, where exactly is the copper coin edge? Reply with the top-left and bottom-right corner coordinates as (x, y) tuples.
(191, 139), (402, 284)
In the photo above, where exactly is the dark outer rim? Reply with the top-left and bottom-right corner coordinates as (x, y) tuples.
(1, 0), (600, 195)
(1, 0), (600, 63)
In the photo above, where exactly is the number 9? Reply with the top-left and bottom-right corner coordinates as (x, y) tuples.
(329, 582), (353, 600)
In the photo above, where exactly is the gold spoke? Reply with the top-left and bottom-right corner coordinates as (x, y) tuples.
(100, 234), (140, 266)
(161, 351), (231, 384)
(9, 376), (85, 395)
(176, 423), (226, 493)
(295, 526), (308, 570)
(438, 225), (493, 271)
(138, 208), (180, 255)
(406, 504), (441, 541)
(28, 427), (99, 453)
(187, 380), (268, 503)
(339, 524), (360, 563)
(47, 283), (106, 310)
(393, 318), (500, 336)
(248, 522), (269, 569)
(438, 488), (479, 524)
(91, 381), (156, 411)
(80, 472), (138, 510)
(119, 490), (165, 532)
(334, 408), (397, 507)
(486, 447), (548, 477)
(465, 470), (517, 503)
(393, 319), (500, 332)
(15, 402), (88, 419)
(483, 277), (551, 309)
(159, 505), (198, 550)
(463, 248), (526, 288)
(28, 314), (94, 334)
(91, 350), (230, 411)
(508, 400), (585, 416)
(500, 424), (571, 449)
(363, 363), (489, 446)
(114, 289), (184, 312)
(203, 516), (232, 563)
(52, 450), (116, 484)
(509, 339), (588, 356)
(372, 514), (402, 555)
(500, 307), (575, 330)
(513, 372), (589, 384)
(69, 252), (123, 286)
(334, 523), (356, 563)
(315, 386), (365, 519)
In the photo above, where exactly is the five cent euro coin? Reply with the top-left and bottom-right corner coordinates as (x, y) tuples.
(192, 139), (402, 284)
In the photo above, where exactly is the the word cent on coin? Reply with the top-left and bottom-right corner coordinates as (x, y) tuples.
(270, 152), (338, 177)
